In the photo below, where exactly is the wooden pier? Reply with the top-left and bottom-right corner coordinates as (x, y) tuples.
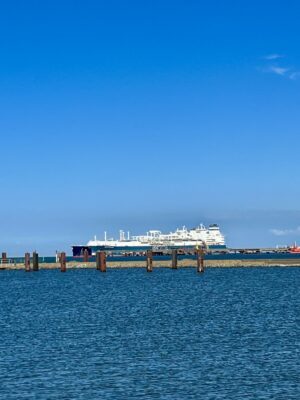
(2, 246), (300, 271)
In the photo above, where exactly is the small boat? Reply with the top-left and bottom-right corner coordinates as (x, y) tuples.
(288, 242), (300, 253)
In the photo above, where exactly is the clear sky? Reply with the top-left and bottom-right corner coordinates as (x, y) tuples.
(1, 0), (300, 255)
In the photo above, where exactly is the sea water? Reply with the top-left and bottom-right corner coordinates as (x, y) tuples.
(0, 267), (299, 399)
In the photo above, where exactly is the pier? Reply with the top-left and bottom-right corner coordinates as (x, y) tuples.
(1, 247), (300, 271)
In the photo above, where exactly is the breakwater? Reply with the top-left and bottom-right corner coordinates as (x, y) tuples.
(1, 253), (300, 270)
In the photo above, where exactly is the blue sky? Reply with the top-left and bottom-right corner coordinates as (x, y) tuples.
(1, 0), (300, 254)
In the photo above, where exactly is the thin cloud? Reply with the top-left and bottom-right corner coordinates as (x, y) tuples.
(268, 65), (290, 76)
(264, 54), (283, 60)
(270, 226), (300, 236)
(259, 53), (300, 80)
(289, 71), (300, 80)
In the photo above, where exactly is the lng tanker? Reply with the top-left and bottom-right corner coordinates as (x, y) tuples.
(72, 224), (226, 256)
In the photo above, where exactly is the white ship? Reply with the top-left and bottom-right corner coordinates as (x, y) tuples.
(131, 224), (225, 247)
(72, 224), (226, 256)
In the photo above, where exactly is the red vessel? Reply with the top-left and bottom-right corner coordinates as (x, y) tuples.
(288, 242), (300, 253)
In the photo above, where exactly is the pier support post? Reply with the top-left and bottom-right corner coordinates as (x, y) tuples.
(171, 249), (178, 269)
(196, 249), (205, 273)
(83, 249), (89, 263)
(60, 252), (67, 272)
(32, 252), (39, 271)
(1, 252), (7, 264)
(96, 251), (101, 270)
(146, 250), (153, 272)
(25, 253), (31, 272)
(99, 251), (106, 272)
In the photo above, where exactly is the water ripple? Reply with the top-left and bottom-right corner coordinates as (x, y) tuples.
(0, 268), (299, 399)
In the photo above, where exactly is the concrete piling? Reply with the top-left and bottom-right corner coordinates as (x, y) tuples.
(25, 253), (31, 272)
(60, 252), (67, 272)
(196, 249), (205, 273)
(146, 250), (153, 272)
(171, 249), (178, 269)
(32, 252), (39, 271)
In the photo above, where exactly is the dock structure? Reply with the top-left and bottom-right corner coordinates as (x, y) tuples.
(1, 252), (7, 264)
(32, 252), (39, 271)
(96, 251), (106, 272)
(25, 253), (31, 272)
(96, 251), (101, 270)
(171, 249), (178, 269)
(3, 245), (300, 272)
(146, 250), (153, 272)
(60, 252), (67, 272)
(83, 249), (89, 263)
(196, 249), (205, 273)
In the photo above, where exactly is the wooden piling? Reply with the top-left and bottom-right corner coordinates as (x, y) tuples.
(146, 250), (153, 272)
(83, 249), (89, 263)
(60, 252), (67, 272)
(196, 249), (205, 273)
(25, 252), (31, 272)
(96, 251), (101, 270)
(32, 252), (39, 271)
(99, 251), (106, 272)
(171, 249), (178, 269)
(1, 252), (7, 263)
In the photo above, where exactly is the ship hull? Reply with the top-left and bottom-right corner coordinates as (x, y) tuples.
(72, 244), (226, 256)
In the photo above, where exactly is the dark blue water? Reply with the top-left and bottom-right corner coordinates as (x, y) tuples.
(0, 268), (299, 399)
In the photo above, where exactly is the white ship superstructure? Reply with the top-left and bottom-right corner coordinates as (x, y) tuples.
(131, 224), (225, 247)
(72, 224), (226, 255)
(83, 224), (225, 251)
